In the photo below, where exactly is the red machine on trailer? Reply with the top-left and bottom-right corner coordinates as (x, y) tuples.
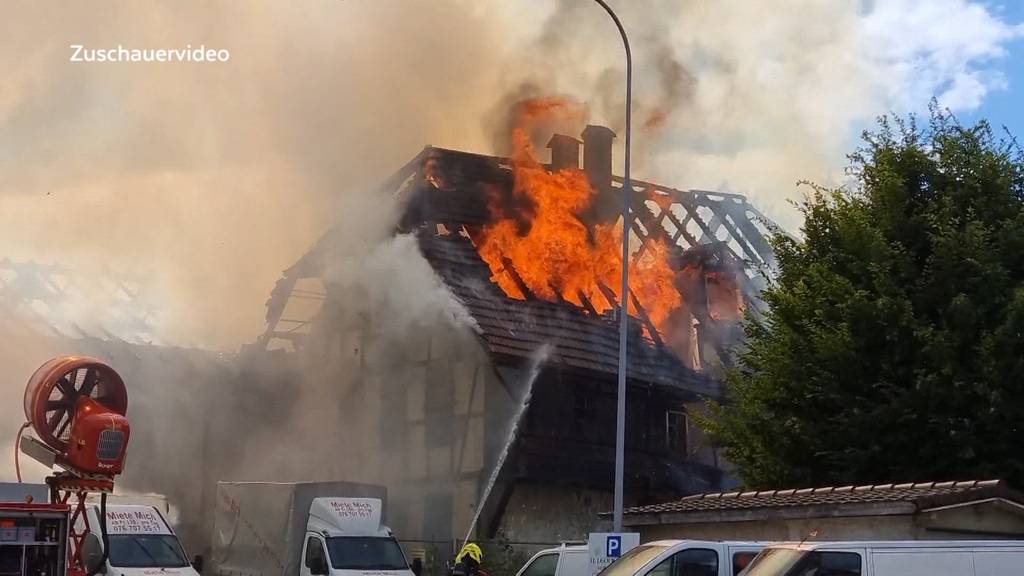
(7, 356), (131, 576)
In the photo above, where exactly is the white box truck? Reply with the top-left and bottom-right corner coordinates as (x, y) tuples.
(210, 481), (416, 576)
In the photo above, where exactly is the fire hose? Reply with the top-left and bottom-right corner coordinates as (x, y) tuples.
(13, 422), (29, 483)
(87, 492), (110, 576)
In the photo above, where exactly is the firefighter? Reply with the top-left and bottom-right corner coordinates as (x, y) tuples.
(451, 543), (486, 576)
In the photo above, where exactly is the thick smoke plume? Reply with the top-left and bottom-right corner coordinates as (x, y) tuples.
(2, 0), (1020, 347)
(0, 0), (514, 348)
(0, 0), (515, 483)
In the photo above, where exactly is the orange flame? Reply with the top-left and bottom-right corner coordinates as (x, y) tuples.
(474, 98), (682, 340)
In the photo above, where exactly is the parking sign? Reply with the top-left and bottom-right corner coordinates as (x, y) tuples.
(607, 535), (622, 557)
(589, 533), (640, 576)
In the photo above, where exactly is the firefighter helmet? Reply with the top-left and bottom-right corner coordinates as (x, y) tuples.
(456, 543), (483, 564)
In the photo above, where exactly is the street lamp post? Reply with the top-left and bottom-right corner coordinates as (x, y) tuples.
(592, 0), (632, 533)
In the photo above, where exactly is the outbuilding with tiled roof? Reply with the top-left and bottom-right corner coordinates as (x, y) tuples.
(617, 480), (1024, 542)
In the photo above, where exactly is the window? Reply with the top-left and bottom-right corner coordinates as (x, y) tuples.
(743, 548), (804, 576)
(733, 552), (758, 575)
(422, 492), (453, 541)
(425, 364), (454, 447)
(599, 545), (668, 576)
(647, 557), (673, 576)
(325, 537), (408, 570)
(666, 410), (688, 455)
(574, 382), (597, 437)
(425, 414), (453, 448)
(559, 551), (587, 576)
(305, 537), (327, 571)
(522, 553), (559, 576)
(648, 549), (719, 576)
(673, 549), (719, 576)
(379, 377), (408, 451)
(744, 549), (862, 576)
(787, 552), (861, 576)
(107, 534), (188, 568)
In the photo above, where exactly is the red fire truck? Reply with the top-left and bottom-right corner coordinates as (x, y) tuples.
(0, 484), (70, 576)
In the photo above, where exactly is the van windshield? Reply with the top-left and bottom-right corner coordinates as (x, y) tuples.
(108, 534), (189, 568)
(326, 536), (408, 571)
(598, 545), (668, 576)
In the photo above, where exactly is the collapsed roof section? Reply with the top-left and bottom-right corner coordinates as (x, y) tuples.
(0, 259), (163, 345)
(260, 129), (777, 397)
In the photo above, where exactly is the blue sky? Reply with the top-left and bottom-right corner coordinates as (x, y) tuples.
(957, 2), (1024, 139)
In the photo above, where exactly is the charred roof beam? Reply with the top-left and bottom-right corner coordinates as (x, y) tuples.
(500, 257), (535, 300)
(628, 290), (664, 348)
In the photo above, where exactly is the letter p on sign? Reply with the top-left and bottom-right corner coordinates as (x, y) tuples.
(606, 536), (622, 558)
(588, 532), (639, 576)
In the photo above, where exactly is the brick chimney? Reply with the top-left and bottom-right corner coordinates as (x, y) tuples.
(546, 134), (581, 170)
(581, 124), (619, 224)
(582, 125), (616, 194)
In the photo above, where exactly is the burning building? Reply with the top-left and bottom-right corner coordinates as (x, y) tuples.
(251, 120), (777, 545)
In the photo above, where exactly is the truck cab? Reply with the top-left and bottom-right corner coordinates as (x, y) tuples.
(81, 504), (200, 576)
(298, 498), (413, 576)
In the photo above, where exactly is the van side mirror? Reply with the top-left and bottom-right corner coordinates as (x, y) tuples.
(192, 554), (205, 573)
(412, 558), (423, 576)
(82, 533), (106, 575)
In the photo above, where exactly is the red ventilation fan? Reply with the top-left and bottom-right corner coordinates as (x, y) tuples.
(15, 356), (132, 576)
(23, 356), (130, 476)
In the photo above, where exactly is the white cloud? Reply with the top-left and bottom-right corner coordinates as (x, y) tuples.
(863, 0), (1024, 111)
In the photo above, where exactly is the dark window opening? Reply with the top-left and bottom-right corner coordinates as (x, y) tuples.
(574, 382), (598, 439)
(666, 410), (688, 455)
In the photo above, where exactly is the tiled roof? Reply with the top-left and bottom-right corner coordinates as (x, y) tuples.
(417, 231), (720, 397)
(623, 480), (1021, 517)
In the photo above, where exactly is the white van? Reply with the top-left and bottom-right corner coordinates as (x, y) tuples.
(518, 540), (765, 576)
(81, 504), (199, 576)
(516, 544), (587, 576)
(601, 540), (766, 576)
(741, 541), (1024, 576)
